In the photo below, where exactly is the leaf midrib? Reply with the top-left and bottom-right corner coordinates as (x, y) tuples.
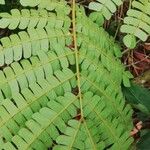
(72, 0), (83, 118)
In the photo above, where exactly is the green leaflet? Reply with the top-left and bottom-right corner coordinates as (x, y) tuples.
(89, 12), (105, 26)
(89, 0), (123, 21)
(120, 0), (150, 48)
(0, 1), (133, 150)
(122, 34), (136, 49)
(0, 9), (71, 29)
(0, 28), (72, 65)
(20, 0), (70, 14)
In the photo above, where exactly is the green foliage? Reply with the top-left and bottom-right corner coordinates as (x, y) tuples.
(123, 82), (150, 114)
(20, 0), (70, 14)
(123, 83), (150, 150)
(89, 0), (150, 49)
(89, 0), (123, 24)
(121, 0), (150, 48)
(137, 131), (150, 150)
(0, 9), (71, 29)
(0, 0), (134, 149)
(123, 83), (150, 149)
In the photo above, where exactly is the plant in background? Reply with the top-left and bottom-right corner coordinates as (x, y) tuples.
(89, 0), (123, 25)
(120, 0), (150, 49)
(0, 0), (149, 149)
(123, 82), (150, 149)
(89, 0), (150, 49)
